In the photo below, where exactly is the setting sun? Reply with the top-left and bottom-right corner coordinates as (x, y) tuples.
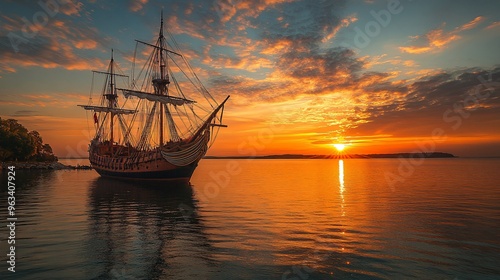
(333, 143), (347, 152)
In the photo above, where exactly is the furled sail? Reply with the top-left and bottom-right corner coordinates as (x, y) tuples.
(161, 130), (210, 166)
(118, 88), (196, 106)
(78, 105), (136, 114)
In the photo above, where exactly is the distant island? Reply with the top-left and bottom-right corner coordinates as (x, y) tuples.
(204, 152), (456, 159)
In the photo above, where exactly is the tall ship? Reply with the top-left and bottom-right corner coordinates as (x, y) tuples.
(79, 14), (229, 181)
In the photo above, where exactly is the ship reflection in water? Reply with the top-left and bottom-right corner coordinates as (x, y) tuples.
(86, 178), (216, 279)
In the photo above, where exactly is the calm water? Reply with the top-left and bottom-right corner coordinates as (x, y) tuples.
(1, 158), (500, 279)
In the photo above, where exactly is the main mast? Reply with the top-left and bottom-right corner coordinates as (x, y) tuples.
(105, 49), (116, 145)
(153, 11), (169, 146)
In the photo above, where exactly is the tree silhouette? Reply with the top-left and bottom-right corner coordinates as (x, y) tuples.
(0, 118), (57, 162)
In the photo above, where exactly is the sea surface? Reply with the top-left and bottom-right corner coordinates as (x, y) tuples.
(1, 158), (500, 279)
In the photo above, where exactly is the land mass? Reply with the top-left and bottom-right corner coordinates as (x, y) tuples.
(0, 118), (57, 162)
(0, 118), (93, 170)
(204, 152), (456, 159)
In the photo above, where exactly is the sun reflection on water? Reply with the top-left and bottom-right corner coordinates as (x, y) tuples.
(339, 159), (345, 217)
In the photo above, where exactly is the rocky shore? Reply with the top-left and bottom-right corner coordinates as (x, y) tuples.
(0, 161), (92, 170)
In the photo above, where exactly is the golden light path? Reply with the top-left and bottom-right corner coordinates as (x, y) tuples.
(339, 159), (345, 217)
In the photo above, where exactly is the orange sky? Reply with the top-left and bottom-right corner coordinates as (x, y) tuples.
(1, 0), (499, 157)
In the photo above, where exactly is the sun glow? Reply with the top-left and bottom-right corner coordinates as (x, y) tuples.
(333, 143), (346, 152)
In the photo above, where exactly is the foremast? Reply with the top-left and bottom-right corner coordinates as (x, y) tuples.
(78, 50), (134, 151)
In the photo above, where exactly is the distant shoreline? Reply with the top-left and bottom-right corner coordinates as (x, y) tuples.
(56, 154), (500, 160)
(204, 152), (457, 160)
(5, 153), (500, 170)
(0, 161), (92, 170)
(37, 153), (457, 167)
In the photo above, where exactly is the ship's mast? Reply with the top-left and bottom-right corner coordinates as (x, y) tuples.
(151, 11), (171, 146)
(153, 11), (170, 146)
(159, 12), (166, 83)
(79, 49), (133, 149)
(105, 49), (116, 145)
(159, 12), (164, 146)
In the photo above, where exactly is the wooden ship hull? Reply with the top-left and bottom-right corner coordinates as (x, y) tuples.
(89, 129), (211, 181)
(90, 152), (199, 181)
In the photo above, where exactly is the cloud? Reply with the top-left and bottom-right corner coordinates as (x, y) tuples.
(74, 39), (99, 49)
(457, 16), (484, 31)
(408, 67), (500, 109)
(211, 49), (499, 143)
(0, 93), (89, 108)
(364, 55), (418, 68)
(258, 0), (347, 49)
(157, 0), (365, 108)
(399, 27), (460, 54)
(59, 0), (84, 16)
(119, 1), (499, 148)
(12, 110), (39, 116)
(275, 47), (362, 84)
(129, 0), (148, 12)
(201, 0), (412, 134)
(203, 52), (274, 72)
(351, 67), (500, 138)
(0, 15), (106, 73)
(485, 21), (500, 30)
(209, 45), (411, 135)
(214, 0), (292, 23)
(399, 16), (485, 54)
(322, 15), (358, 43)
